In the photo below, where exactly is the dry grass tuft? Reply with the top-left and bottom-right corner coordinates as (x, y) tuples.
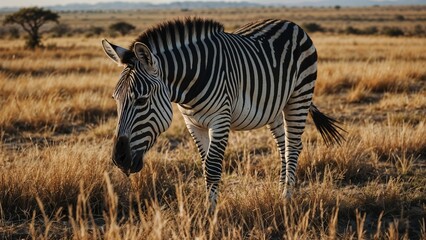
(316, 60), (425, 95)
(361, 121), (426, 159)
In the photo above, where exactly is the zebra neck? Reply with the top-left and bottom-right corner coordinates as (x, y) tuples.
(156, 46), (211, 105)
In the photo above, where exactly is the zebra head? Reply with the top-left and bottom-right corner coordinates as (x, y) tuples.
(102, 39), (172, 175)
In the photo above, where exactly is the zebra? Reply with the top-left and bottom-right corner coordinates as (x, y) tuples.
(101, 18), (343, 211)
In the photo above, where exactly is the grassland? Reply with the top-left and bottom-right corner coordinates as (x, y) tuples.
(0, 5), (426, 240)
(44, 5), (426, 34)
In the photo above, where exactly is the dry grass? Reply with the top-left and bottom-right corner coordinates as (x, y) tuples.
(316, 59), (425, 95)
(1, 6), (426, 240)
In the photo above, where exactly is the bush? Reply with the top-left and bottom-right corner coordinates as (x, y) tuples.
(345, 26), (361, 35)
(413, 25), (424, 36)
(0, 26), (21, 39)
(109, 21), (135, 36)
(107, 30), (118, 38)
(50, 23), (72, 37)
(302, 22), (324, 33)
(89, 26), (105, 35)
(395, 15), (405, 21)
(382, 27), (404, 37)
(0, 27), (5, 39)
(362, 26), (378, 35)
(7, 26), (20, 39)
(71, 27), (85, 36)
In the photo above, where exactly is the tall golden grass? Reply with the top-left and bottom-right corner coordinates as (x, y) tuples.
(1, 6), (425, 239)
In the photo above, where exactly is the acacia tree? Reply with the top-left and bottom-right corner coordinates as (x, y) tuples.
(3, 7), (59, 49)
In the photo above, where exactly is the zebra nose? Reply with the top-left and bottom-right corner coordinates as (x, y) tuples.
(112, 136), (132, 173)
(130, 151), (144, 173)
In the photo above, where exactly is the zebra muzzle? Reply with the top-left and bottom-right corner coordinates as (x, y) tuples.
(112, 135), (144, 175)
(130, 151), (144, 173)
(112, 136), (131, 173)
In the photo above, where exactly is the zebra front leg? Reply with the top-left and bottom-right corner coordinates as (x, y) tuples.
(268, 114), (290, 197)
(184, 117), (210, 162)
(184, 115), (230, 213)
(204, 117), (231, 213)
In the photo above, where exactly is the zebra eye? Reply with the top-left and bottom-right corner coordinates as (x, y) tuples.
(135, 97), (148, 106)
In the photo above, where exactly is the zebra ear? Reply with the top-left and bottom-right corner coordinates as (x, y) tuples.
(102, 39), (128, 65)
(133, 42), (153, 67)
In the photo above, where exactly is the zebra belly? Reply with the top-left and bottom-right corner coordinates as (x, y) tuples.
(230, 92), (286, 131)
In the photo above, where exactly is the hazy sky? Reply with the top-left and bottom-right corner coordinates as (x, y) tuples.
(0, 0), (341, 8)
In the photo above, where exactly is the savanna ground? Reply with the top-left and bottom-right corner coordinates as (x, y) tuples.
(0, 5), (425, 240)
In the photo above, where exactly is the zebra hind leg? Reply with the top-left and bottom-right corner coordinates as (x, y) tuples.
(282, 102), (311, 198)
(268, 114), (289, 196)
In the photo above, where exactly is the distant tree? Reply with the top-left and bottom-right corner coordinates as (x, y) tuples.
(109, 21), (135, 36)
(3, 7), (59, 49)
(334, 5), (341, 10)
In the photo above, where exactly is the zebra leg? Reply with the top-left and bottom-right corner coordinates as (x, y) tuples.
(267, 114), (288, 193)
(204, 116), (231, 213)
(183, 114), (230, 212)
(183, 117), (210, 163)
(282, 102), (311, 198)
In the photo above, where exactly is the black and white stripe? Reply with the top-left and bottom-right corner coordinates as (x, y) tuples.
(102, 18), (343, 211)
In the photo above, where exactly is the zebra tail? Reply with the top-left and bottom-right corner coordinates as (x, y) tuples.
(309, 103), (345, 146)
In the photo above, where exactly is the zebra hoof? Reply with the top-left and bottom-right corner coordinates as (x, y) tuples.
(208, 204), (216, 216)
(282, 186), (294, 199)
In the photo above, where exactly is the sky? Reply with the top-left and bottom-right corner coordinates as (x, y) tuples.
(0, 0), (407, 8)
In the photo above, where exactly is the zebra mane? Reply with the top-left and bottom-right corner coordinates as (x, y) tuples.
(127, 17), (224, 57)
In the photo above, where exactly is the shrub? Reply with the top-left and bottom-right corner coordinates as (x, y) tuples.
(7, 26), (20, 39)
(89, 26), (105, 35)
(302, 22), (324, 33)
(71, 27), (85, 36)
(0, 27), (5, 39)
(107, 30), (118, 38)
(395, 15), (405, 21)
(362, 26), (378, 35)
(109, 21), (135, 36)
(413, 25), (424, 36)
(382, 27), (404, 37)
(345, 26), (361, 35)
(83, 26), (105, 38)
(50, 23), (72, 37)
